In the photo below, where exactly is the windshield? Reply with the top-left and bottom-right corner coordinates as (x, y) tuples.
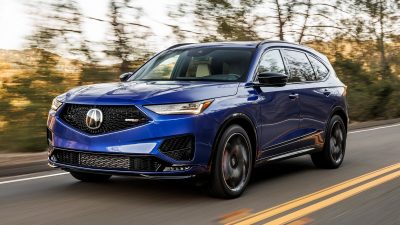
(129, 47), (254, 82)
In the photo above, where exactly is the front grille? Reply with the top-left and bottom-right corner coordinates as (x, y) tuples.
(159, 135), (194, 161)
(52, 149), (162, 172)
(59, 104), (149, 135)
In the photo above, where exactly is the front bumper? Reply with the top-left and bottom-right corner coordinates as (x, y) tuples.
(47, 104), (223, 177)
(48, 146), (208, 177)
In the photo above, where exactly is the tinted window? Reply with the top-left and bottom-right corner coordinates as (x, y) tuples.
(145, 55), (179, 80)
(283, 50), (315, 82)
(309, 55), (329, 80)
(130, 48), (254, 82)
(257, 50), (286, 74)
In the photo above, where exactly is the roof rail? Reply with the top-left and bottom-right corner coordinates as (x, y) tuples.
(166, 43), (195, 50)
(256, 40), (300, 48)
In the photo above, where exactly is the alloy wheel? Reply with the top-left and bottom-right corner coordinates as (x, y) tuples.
(221, 133), (251, 192)
(330, 121), (345, 164)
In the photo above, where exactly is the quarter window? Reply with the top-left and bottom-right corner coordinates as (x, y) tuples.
(283, 50), (315, 82)
(257, 50), (286, 75)
(309, 55), (329, 80)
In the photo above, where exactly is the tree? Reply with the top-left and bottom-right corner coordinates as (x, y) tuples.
(269, 0), (296, 41)
(168, 0), (263, 42)
(105, 0), (153, 73)
(1, 0), (90, 152)
(27, 0), (93, 62)
(354, 0), (400, 78)
(264, 0), (348, 43)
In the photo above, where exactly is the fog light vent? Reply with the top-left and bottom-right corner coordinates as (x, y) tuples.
(159, 135), (194, 161)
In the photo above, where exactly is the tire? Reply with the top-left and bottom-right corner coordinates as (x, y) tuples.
(208, 125), (253, 198)
(311, 115), (347, 169)
(70, 171), (112, 182)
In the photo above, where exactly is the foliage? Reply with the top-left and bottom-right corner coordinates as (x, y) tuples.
(104, 0), (153, 73)
(0, 0), (400, 152)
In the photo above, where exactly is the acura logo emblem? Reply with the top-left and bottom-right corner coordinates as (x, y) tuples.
(86, 108), (103, 129)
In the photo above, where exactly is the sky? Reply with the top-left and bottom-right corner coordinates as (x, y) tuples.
(0, 0), (179, 51)
(0, 0), (32, 49)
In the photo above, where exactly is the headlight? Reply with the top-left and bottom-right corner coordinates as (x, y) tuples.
(51, 97), (63, 111)
(144, 99), (213, 115)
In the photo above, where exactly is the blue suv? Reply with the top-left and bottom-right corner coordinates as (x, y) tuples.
(47, 41), (348, 198)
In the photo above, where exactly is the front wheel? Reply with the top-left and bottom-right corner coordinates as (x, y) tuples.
(208, 125), (253, 198)
(70, 171), (112, 182)
(311, 115), (347, 169)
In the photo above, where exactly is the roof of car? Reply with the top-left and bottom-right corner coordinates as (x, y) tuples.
(169, 42), (260, 49)
(169, 40), (312, 49)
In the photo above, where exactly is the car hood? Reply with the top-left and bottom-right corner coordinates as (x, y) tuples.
(63, 81), (239, 105)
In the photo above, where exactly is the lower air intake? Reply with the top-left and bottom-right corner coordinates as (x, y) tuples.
(52, 149), (162, 172)
(159, 135), (194, 161)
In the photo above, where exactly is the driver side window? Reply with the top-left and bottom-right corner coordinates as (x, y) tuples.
(257, 50), (286, 75)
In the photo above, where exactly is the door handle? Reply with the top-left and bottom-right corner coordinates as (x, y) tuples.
(289, 93), (299, 100)
(323, 89), (331, 97)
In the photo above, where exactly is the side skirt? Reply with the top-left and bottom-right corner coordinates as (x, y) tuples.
(255, 147), (319, 167)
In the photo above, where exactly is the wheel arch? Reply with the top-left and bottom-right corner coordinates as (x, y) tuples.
(330, 106), (348, 132)
(208, 113), (258, 168)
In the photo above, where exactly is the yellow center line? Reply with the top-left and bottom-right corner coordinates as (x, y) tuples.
(264, 170), (400, 225)
(227, 163), (400, 225)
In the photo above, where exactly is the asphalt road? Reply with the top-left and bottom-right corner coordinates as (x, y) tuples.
(0, 123), (399, 225)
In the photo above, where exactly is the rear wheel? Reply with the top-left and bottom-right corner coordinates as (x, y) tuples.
(70, 171), (111, 182)
(311, 115), (346, 169)
(209, 125), (253, 198)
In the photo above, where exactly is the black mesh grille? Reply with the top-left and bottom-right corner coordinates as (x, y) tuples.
(159, 135), (194, 161)
(52, 149), (162, 172)
(59, 104), (149, 135)
(53, 150), (79, 165)
(130, 157), (161, 171)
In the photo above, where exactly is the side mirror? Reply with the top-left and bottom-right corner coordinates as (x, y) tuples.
(119, 71), (134, 82)
(256, 72), (288, 87)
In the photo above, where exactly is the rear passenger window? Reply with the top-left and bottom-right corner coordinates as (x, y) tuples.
(257, 50), (286, 75)
(283, 50), (315, 82)
(308, 55), (329, 80)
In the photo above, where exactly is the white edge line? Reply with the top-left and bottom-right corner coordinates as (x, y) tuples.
(0, 172), (69, 185)
(348, 123), (400, 134)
